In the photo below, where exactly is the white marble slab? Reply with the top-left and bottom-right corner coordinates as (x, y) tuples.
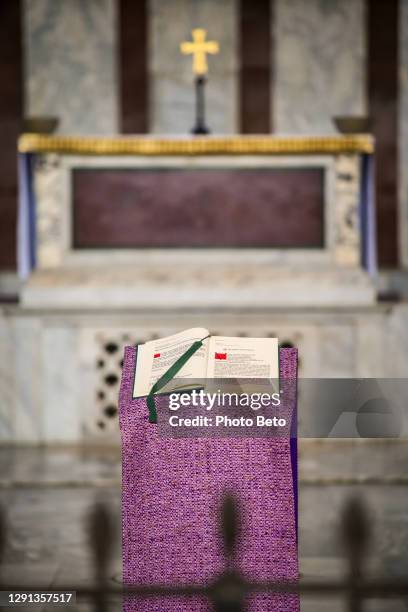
(23, 0), (118, 135)
(42, 326), (81, 442)
(274, 0), (367, 134)
(0, 313), (15, 441)
(13, 316), (43, 443)
(21, 264), (376, 309)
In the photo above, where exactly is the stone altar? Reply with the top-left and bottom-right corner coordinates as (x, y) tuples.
(19, 134), (375, 308)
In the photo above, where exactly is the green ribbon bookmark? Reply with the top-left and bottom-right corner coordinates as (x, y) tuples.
(146, 335), (210, 424)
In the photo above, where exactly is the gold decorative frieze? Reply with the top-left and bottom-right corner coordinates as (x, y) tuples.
(18, 134), (374, 156)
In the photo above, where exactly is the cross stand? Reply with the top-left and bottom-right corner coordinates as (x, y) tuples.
(192, 76), (209, 135)
(180, 28), (219, 136)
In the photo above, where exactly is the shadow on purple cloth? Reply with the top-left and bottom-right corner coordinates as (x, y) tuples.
(119, 347), (299, 612)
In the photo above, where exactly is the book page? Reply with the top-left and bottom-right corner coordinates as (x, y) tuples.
(206, 336), (279, 379)
(133, 328), (209, 397)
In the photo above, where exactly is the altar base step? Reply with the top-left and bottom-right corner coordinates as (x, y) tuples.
(21, 264), (376, 310)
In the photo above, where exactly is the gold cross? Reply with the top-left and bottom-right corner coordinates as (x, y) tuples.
(180, 28), (219, 76)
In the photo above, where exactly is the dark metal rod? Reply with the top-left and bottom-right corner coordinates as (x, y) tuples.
(192, 76), (209, 134)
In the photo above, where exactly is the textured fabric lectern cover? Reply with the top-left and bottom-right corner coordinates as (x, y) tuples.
(119, 346), (299, 612)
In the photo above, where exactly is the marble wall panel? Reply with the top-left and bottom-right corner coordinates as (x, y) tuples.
(274, 0), (367, 134)
(22, 0), (370, 138)
(333, 154), (361, 266)
(0, 313), (15, 441)
(13, 316), (43, 442)
(24, 0), (118, 134)
(35, 154), (65, 269)
(42, 325), (81, 442)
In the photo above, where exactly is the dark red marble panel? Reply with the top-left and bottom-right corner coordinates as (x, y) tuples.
(239, 0), (272, 133)
(0, 0), (22, 270)
(367, 0), (399, 267)
(72, 167), (324, 249)
(118, 0), (148, 133)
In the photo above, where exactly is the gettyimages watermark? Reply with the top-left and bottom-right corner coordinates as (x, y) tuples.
(167, 387), (286, 429)
(156, 378), (408, 438)
(156, 377), (290, 437)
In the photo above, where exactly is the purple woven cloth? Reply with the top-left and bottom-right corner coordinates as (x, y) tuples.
(119, 347), (299, 612)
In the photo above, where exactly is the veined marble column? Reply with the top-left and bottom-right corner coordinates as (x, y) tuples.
(274, 0), (367, 134)
(149, 0), (238, 134)
(23, 0), (118, 135)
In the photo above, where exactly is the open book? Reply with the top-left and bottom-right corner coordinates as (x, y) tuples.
(133, 328), (279, 398)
